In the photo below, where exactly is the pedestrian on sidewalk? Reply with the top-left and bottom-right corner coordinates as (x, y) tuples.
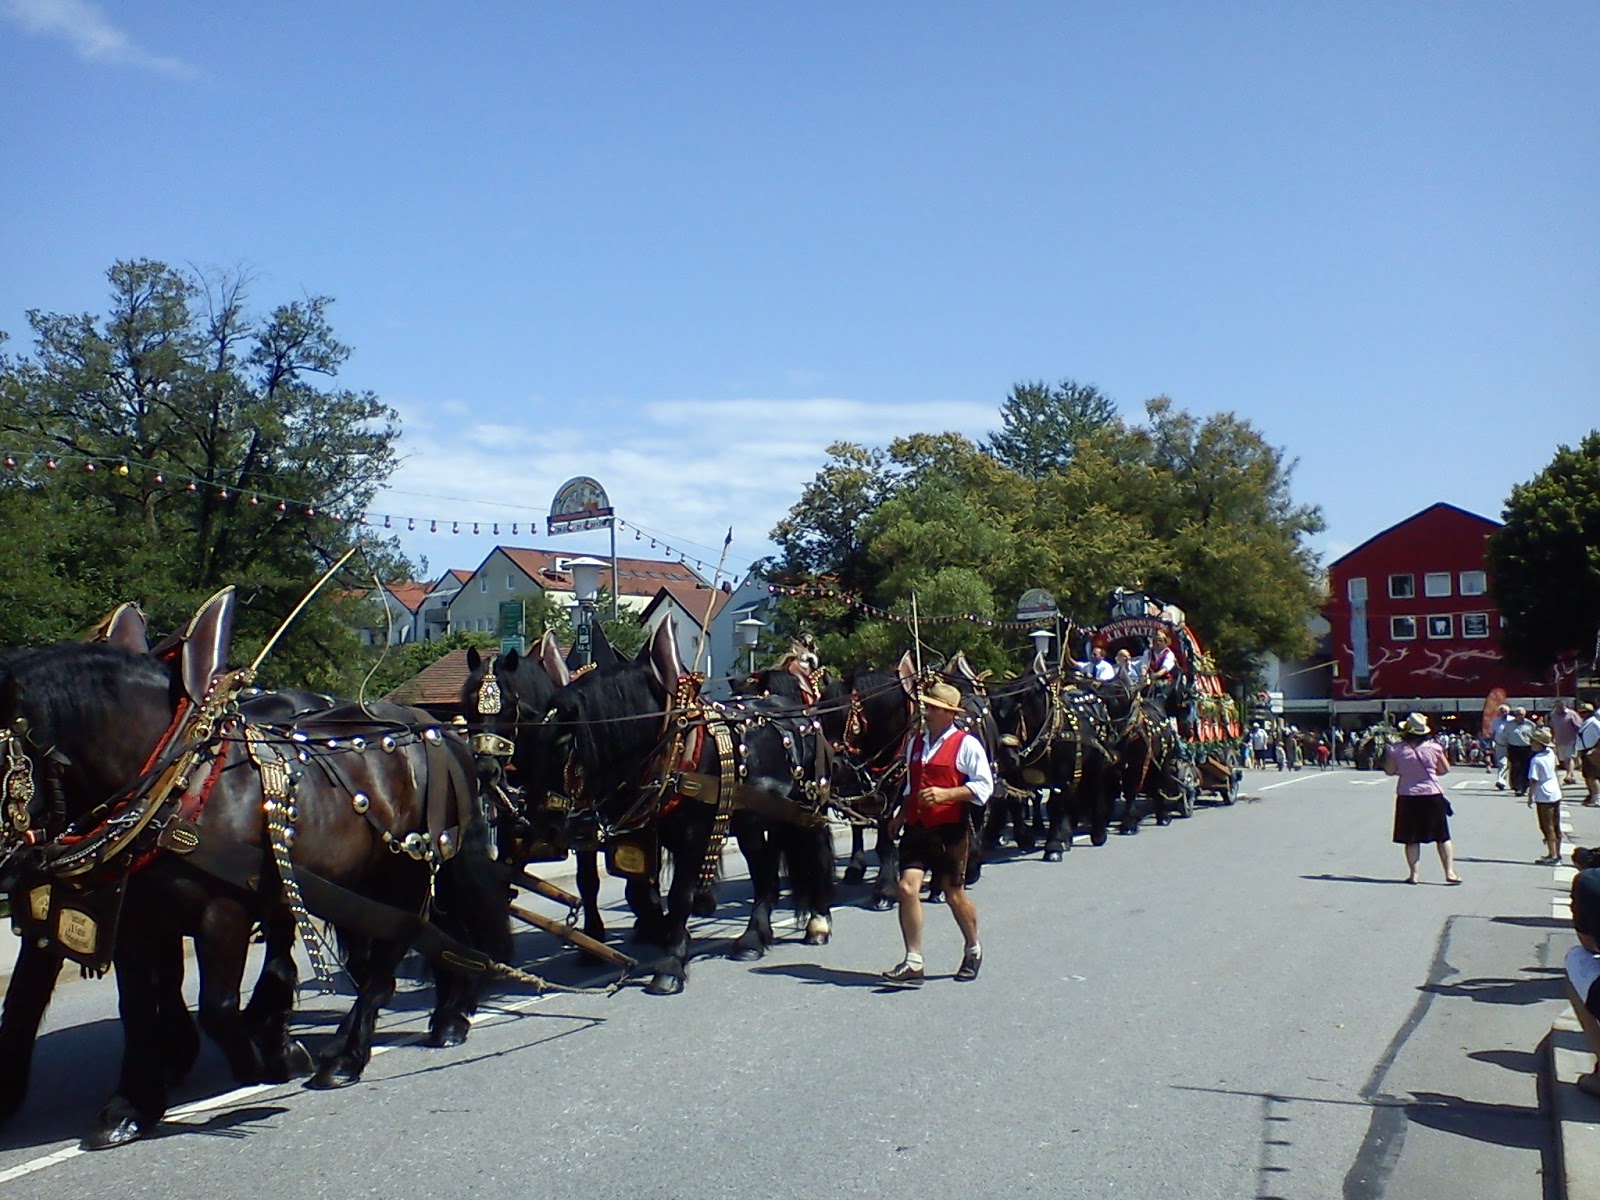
(1505, 707), (1536, 796)
(882, 679), (994, 988)
(1563, 866), (1600, 1099)
(1528, 726), (1563, 864)
(1491, 704), (1512, 787)
(1577, 703), (1600, 807)
(1385, 712), (1460, 885)
(1553, 700), (1582, 785)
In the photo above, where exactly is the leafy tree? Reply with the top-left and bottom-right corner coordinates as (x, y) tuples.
(1487, 432), (1600, 671)
(984, 379), (1117, 478)
(770, 441), (892, 587)
(0, 260), (411, 689)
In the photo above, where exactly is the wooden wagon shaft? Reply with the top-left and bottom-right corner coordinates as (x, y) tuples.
(508, 901), (637, 970)
(513, 870), (583, 911)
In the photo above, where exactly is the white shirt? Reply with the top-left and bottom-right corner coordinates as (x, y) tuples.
(903, 722), (995, 805)
(1075, 657), (1117, 682)
(1529, 748), (1562, 804)
(1121, 646), (1177, 684)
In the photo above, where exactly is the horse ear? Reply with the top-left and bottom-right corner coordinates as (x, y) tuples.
(503, 647), (521, 672)
(466, 646), (482, 673)
(180, 587), (237, 704)
(90, 602), (149, 653)
(896, 651), (917, 697)
(647, 618), (681, 697)
(539, 629), (570, 687)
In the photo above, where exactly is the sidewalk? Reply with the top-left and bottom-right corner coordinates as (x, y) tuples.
(1546, 779), (1600, 1200)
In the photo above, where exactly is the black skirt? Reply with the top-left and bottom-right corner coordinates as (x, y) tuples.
(1393, 792), (1451, 844)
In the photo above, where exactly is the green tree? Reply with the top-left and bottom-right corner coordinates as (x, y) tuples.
(1486, 432), (1600, 671)
(984, 379), (1118, 478)
(0, 259), (411, 689)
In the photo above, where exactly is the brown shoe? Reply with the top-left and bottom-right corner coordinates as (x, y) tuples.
(881, 961), (924, 988)
(954, 948), (983, 982)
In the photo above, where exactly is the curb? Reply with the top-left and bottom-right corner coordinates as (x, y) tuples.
(1548, 1015), (1600, 1200)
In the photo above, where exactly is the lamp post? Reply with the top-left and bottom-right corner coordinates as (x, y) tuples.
(568, 556), (607, 667)
(1029, 627), (1055, 668)
(736, 616), (765, 674)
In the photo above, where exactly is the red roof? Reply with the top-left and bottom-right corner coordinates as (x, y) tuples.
(444, 569), (472, 586)
(639, 582), (733, 628)
(498, 548), (707, 598)
(385, 647), (473, 708)
(386, 582), (432, 613)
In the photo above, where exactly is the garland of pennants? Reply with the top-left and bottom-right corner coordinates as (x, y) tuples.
(767, 581), (1059, 632)
(0, 448), (745, 582)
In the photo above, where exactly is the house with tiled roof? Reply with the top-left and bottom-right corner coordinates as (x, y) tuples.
(637, 581), (734, 678)
(354, 570), (473, 646)
(383, 647), (474, 719)
(446, 546), (708, 638)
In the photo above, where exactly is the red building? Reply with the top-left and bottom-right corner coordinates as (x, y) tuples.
(1323, 502), (1557, 727)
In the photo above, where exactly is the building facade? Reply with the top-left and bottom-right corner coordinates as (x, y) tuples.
(1322, 502), (1557, 726)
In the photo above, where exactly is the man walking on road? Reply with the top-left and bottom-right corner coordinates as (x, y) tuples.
(1505, 707), (1536, 797)
(1577, 703), (1600, 808)
(1491, 703), (1512, 788)
(883, 680), (994, 988)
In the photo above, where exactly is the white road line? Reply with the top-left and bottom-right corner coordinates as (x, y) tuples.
(1257, 775), (1319, 791)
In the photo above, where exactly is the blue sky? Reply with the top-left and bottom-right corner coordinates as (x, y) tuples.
(2, 2), (1595, 586)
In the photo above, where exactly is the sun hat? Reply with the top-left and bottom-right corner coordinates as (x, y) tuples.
(1580, 702), (1597, 715)
(920, 680), (965, 713)
(1530, 725), (1554, 746)
(1398, 712), (1430, 737)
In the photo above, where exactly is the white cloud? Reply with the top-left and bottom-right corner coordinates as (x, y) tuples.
(1, 0), (195, 76)
(372, 394), (999, 576)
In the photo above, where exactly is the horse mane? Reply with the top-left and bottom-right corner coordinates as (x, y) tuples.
(2, 642), (175, 745)
(550, 659), (668, 804)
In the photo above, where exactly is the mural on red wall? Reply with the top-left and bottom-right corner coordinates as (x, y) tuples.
(1325, 503), (1555, 701)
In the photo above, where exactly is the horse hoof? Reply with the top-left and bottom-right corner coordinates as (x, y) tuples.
(1120, 825), (1139, 836)
(1045, 849), (1064, 863)
(1091, 832), (1108, 847)
(283, 1040), (315, 1078)
(428, 1015), (472, 1048)
(1156, 816), (1172, 827)
(691, 890), (717, 918)
(81, 1114), (151, 1152)
(870, 895), (896, 912)
(804, 930), (831, 946)
(841, 866), (866, 885)
(307, 1061), (363, 1090)
(728, 942), (765, 963)
(645, 973), (685, 996)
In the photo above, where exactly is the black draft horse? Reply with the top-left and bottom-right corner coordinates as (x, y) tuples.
(0, 589), (509, 1148)
(983, 652), (1116, 859)
(833, 655), (919, 908)
(523, 620), (835, 995)
(1100, 679), (1186, 832)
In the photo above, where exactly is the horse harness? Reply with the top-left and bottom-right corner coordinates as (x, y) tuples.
(0, 669), (480, 982)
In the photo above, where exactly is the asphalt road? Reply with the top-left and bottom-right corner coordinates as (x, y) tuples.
(0, 761), (1581, 1199)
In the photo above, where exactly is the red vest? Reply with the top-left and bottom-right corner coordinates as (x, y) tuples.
(907, 729), (972, 828)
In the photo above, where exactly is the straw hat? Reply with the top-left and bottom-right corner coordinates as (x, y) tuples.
(1398, 712), (1430, 737)
(1530, 725), (1554, 746)
(920, 680), (965, 713)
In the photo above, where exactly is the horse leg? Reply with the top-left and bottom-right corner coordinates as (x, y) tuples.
(980, 793), (1008, 853)
(0, 938), (65, 1125)
(1119, 756), (1141, 835)
(240, 909), (313, 1082)
(842, 824), (869, 885)
(1088, 761), (1111, 846)
(575, 849), (610, 963)
(155, 920), (201, 1086)
(192, 902), (273, 1086)
(83, 921), (181, 1150)
(1044, 788), (1071, 862)
(730, 816), (778, 961)
(309, 932), (401, 1089)
(789, 824), (836, 947)
(628, 877), (668, 946)
(426, 824), (511, 1048)
(691, 879), (718, 918)
(645, 827), (704, 996)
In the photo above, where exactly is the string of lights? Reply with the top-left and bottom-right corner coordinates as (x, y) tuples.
(0, 447), (747, 582)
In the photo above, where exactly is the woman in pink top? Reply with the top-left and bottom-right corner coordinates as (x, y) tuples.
(1385, 712), (1460, 885)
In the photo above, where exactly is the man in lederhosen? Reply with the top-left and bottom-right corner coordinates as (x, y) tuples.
(882, 679), (995, 988)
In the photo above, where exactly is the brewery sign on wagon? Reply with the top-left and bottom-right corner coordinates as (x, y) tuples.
(547, 476), (614, 535)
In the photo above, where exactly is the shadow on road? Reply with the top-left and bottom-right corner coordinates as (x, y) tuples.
(1421, 969), (1564, 1006)
(1402, 1089), (1549, 1150)
(1469, 1047), (1542, 1074)
(1300, 873), (1411, 886)
(749, 961), (912, 990)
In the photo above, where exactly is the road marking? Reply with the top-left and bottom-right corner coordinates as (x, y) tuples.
(1258, 775), (1320, 791)
(1349, 778), (1390, 787)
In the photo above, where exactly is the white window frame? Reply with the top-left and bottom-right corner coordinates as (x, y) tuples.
(507, 573), (515, 590)
(1347, 577), (1367, 602)
(1388, 574), (1415, 599)
(1426, 615), (1452, 639)
(1459, 570), (1487, 595)
(479, 576), (488, 593)
(1391, 615), (1417, 640)
(1462, 613), (1490, 639)
(1424, 572), (1452, 598)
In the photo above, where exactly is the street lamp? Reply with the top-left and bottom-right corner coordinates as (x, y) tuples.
(1029, 627), (1055, 668)
(736, 616), (765, 674)
(567, 556), (607, 667)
